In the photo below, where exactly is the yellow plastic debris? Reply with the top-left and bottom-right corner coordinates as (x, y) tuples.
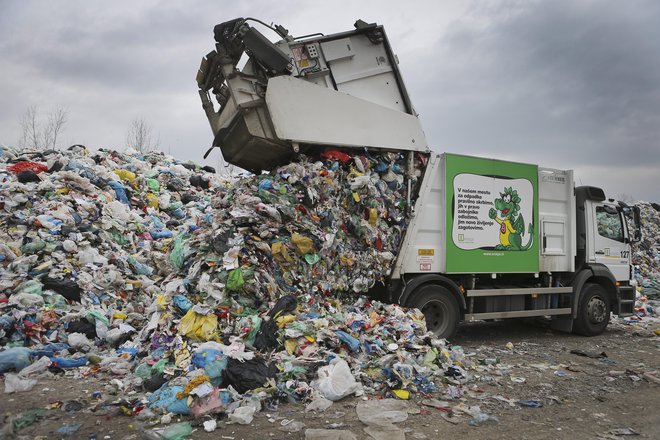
(276, 314), (296, 328)
(156, 295), (169, 310)
(178, 308), (218, 341)
(392, 389), (410, 400)
(272, 242), (294, 263)
(114, 169), (136, 182)
(291, 233), (315, 255)
(369, 208), (378, 226)
(284, 339), (298, 355)
(145, 193), (159, 209)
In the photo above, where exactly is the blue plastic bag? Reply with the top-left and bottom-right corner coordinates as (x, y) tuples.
(148, 385), (190, 415)
(191, 349), (224, 368)
(50, 356), (88, 368)
(335, 330), (360, 352)
(0, 347), (32, 372)
(173, 295), (193, 313)
(107, 180), (131, 205)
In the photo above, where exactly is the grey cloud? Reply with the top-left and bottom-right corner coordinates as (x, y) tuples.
(412, 0), (660, 170)
(0, 1), (658, 200)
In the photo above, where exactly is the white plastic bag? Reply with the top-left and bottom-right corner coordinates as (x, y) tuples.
(4, 373), (37, 393)
(228, 405), (256, 425)
(67, 332), (94, 352)
(313, 359), (360, 401)
(18, 356), (52, 377)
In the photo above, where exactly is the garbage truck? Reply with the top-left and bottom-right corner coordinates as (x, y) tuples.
(195, 18), (642, 338)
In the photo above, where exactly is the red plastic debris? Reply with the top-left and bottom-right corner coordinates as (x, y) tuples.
(7, 161), (49, 174)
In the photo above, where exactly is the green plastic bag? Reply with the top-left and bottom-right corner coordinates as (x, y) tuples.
(147, 178), (160, 194)
(169, 235), (188, 271)
(87, 310), (110, 326)
(227, 268), (244, 291)
(245, 315), (263, 346)
(16, 280), (43, 296)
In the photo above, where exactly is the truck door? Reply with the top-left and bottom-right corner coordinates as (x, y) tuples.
(590, 203), (630, 280)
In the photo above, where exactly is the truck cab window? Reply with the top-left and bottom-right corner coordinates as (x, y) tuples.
(596, 206), (624, 242)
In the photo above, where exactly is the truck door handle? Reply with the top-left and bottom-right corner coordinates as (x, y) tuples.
(595, 250), (605, 255)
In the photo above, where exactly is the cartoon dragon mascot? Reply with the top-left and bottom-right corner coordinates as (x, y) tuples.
(488, 187), (533, 250)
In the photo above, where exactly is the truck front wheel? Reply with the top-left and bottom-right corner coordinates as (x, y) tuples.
(408, 285), (459, 339)
(573, 283), (610, 336)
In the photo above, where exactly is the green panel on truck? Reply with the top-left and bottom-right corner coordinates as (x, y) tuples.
(444, 153), (539, 273)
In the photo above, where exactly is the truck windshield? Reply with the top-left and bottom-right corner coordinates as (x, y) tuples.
(596, 206), (624, 242)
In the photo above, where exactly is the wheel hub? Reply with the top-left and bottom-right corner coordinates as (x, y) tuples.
(422, 300), (448, 333)
(587, 296), (607, 323)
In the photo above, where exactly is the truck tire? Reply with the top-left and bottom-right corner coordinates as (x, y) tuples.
(573, 283), (610, 336)
(408, 285), (459, 339)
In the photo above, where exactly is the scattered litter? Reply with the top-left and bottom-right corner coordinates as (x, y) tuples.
(570, 350), (608, 359)
(305, 429), (358, 440)
(56, 423), (82, 436)
(609, 427), (639, 436)
(517, 399), (543, 408)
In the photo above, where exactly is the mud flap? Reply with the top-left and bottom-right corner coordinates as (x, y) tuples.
(550, 316), (573, 333)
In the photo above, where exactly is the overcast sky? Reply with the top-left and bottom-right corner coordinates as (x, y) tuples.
(1, 0), (658, 201)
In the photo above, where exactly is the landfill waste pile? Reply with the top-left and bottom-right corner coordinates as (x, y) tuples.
(629, 202), (660, 328)
(0, 144), (484, 436)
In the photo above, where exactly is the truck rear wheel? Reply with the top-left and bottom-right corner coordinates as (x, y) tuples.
(573, 283), (610, 336)
(408, 285), (459, 339)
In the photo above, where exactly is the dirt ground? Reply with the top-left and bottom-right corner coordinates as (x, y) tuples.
(1, 318), (659, 440)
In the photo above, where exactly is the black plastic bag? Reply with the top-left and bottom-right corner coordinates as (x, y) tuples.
(41, 277), (82, 302)
(222, 358), (277, 394)
(189, 175), (210, 189)
(66, 319), (97, 339)
(254, 295), (297, 352)
(17, 170), (40, 183)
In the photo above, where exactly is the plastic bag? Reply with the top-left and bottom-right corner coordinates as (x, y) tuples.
(169, 235), (188, 271)
(204, 358), (228, 386)
(147, 385), (190, 415)
(313, 359), (360, 401)
(0, 347), (32, 372)
(191, 349), (224, 368)
(148, 421), (193, 440)
(4, 374), (37, 393)
(190, 388), (231, 418)
(67, 333), (94, 352)
(229, 405), (256, 425)
(254, 295), (297, 351)
(173, 295), (193, 313)
(41, 277), (82, 302)
(222, 358), (277, 394)
(18, 356), (52, 377)
(292, 233), (315, 254)
(226, 268), (244, 291)
(178, 307), (218, 341)
(335, 331), (360, 352)
(67, 318), (97, 339)
(8, 292), (45, 308)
